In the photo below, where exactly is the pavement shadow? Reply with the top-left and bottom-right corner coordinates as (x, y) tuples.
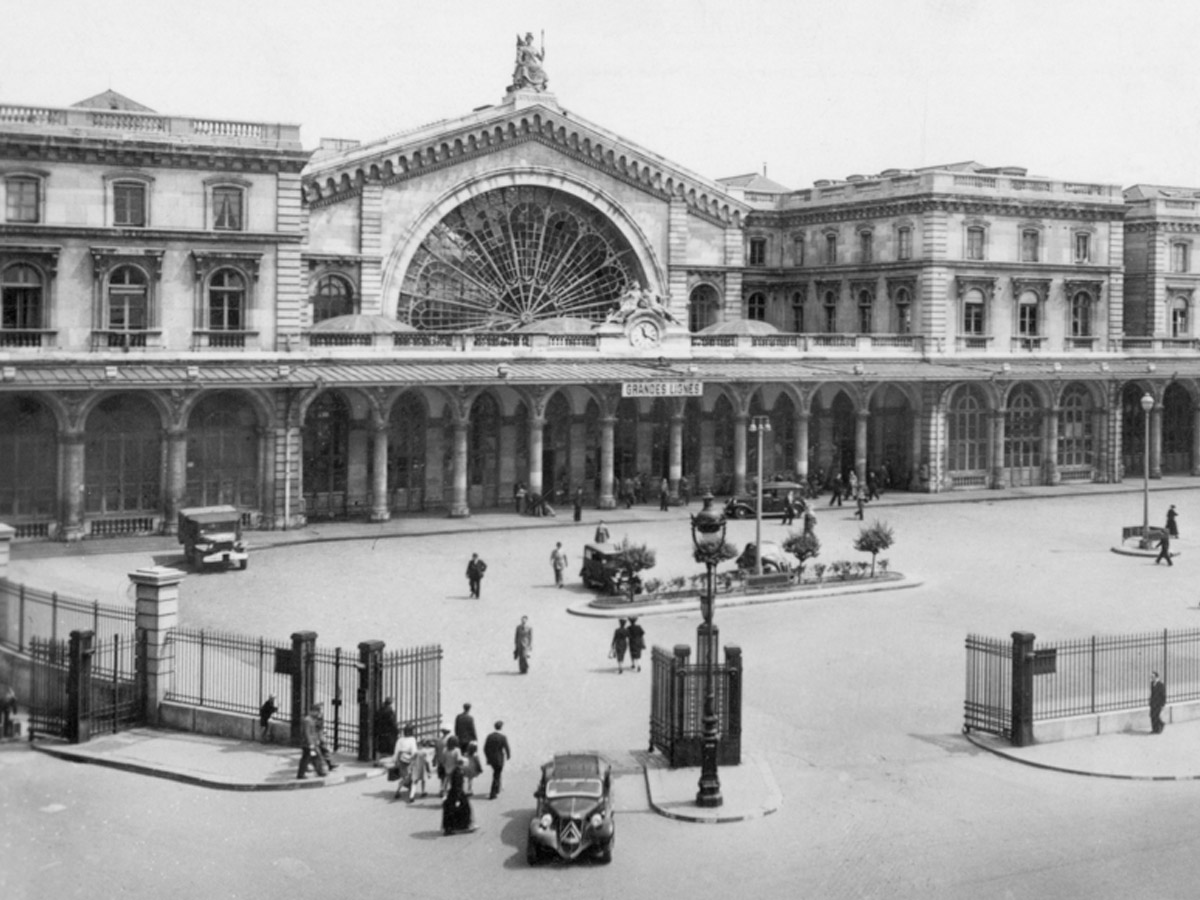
(908, 732), (986, 756)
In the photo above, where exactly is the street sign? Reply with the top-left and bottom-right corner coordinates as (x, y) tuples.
(621, 381), (702, 398)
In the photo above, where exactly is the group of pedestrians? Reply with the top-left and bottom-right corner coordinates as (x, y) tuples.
(609, 616), (646, 674)
(431, 702), (513, 835)
(296, 702), (338, 779)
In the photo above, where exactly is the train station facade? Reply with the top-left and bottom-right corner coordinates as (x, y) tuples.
(3, 68), (1200, 540)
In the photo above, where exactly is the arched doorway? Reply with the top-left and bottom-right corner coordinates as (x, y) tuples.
(85, 394), (162, 522)
(303, 392), (351, 519)
(1121, 383), (1151, 479)
(614, 398), (639, 485)
(0, 395), (57, 528)
(829, 392), (856, 480)
(947, 385), (989, 489)
(388, 393), (427, 511)
(870, 385), (913, 490)
(186, 392), (260, 511)
(712, 395), (735, 495)
(1162, 382), (1193, 474)
(1004, 384), (1043, 486)
(1058, 383), (1096, 482)
(544, 392), (572, 501)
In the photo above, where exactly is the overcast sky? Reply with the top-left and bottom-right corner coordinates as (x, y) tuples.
(6, 0), (1199, 191)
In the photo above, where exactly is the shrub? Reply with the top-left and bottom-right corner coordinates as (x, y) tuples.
(854, 521), (895, 576)
(812, 563), (826, 582)
(782, 530), (821, 578)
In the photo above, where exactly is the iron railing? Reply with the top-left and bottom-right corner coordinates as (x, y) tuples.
(0, 579), (135, 653)
(88, 632), (145, 736)
(27, 636), (69, 740)
(1033, 629), (1200, 720)
(165, 627), (293, 721)
(963, 633), (1011, 738)
(380, 644), (442, 742)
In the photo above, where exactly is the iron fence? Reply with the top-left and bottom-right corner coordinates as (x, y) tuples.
(963, 633), (1011, 738)
(381, 644), (442, 742)
(648, 645), (741, 767)
(0, 578), (135, 652)
(27, 636), (69, 740)
(165, 628), (293, 721)
(87, 632), (144, 736)
(312, 645), (356, 753)
(1033, 629), (1200, 720)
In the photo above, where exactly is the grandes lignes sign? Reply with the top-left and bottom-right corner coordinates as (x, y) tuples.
(621, 381), (703, 398)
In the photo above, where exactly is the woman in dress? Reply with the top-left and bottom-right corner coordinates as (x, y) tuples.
(389, 724), (419, 802)
(441, 736), (474, 834)
(611, 618), (630, 674)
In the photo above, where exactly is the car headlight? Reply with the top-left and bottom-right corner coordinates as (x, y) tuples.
(590, 813), (604, 829)
(539, 814), (552, 830)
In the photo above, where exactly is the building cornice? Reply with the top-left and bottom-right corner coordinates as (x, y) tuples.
(0, 135), (309, 175)
(0, 225), (302, 244)
(759, 195), (1126, 229)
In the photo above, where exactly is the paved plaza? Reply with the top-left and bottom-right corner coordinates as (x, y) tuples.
(6, 483), (1200, 898)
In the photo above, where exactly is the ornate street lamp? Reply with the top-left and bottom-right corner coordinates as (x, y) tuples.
(748, 416), (772, 575)
(691, 492), (727, 808)
(1141, 392), (1154, 547)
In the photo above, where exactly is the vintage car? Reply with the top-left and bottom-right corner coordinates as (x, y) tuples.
(177, 506), (249, 570)
(724, 481), (805, 519)
(735, 540), (791, 574)
(527, 753), (615, 865)
(580, 543), (641, 596)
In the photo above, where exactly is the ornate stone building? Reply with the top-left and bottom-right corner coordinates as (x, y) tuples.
(0, 64), (1197, 540)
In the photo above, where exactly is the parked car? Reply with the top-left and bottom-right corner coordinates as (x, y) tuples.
(735, 540), (791, 574)
(580, 543), (641, 596)
(724, 481), (805, 519)
(527, 753), (615, 865)
(177, 506), (248, 570)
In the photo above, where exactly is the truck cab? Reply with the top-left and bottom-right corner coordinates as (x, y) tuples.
(178, 506), (249, 570)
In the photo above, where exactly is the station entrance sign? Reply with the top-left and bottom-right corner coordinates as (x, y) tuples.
(621, 381), (703, 398)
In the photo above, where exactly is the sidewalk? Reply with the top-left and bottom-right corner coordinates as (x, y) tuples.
(17, 724), (782, 822)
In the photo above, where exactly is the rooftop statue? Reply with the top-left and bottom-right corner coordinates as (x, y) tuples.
(511, 32), (549, 92)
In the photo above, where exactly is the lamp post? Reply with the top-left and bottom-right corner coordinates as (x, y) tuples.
(1141, 392), (1154, 547)
(748, 415), (772, 575)
(691, 492), (726, 808)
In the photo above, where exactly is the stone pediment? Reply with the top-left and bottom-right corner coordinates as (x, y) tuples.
(303, 101), (749, 227)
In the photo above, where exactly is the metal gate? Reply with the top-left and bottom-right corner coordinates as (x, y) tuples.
(87, 632), (144, 736)
(28, 637), (69, 740)
(964, 633), (1011, 739)
(649, 644), (742, 768)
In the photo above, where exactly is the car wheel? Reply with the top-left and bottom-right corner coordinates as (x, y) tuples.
(596, 838), (614, 864)
(733, 507), (751, 520)
(526, 842), (540, 866)
(239, 559), (248, 571)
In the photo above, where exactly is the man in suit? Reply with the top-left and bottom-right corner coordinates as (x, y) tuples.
(466, 552), (487, 597)
(454, 702), (477, 748)
(1155, 531), (1173, 566)
(1150, 671), (1167, 734)
(483, 721), (511, 799)
(514, 616), (532, 674)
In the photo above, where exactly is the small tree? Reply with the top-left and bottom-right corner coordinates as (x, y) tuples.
(854, 520), (895, 576)
(614, 538), (657, 602)
(782, 530), (821, 579)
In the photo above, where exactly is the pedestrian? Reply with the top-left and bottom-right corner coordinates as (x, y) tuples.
(679, 474), (691, 506)
(781, 489), (795, 526)
(550, 541), (568, 588)
(610, 618), (630, 674)
(828, 473), (843, 507)
(466, 552), (487, 598)
(867, 469), (881, 501)
(854, 490), (866, 520)
(441, 736), (474, 834)
(514, 481), (524, 514)
(433, 728), (451, 797)
(659, 477), (670, 511)
(573, 487), (583, 523)
(594, 520), (610, 544)
(463, 740), (483, 796)
(803, 508), (818, 536)
(390, 723), (420, 801)
(314, 703), (337, 772)
(623, 476), (635, 509)
(1150, 671), (1167, 734)
(484, 721), (511, 799)
(1, 685), (17, 739)
(627, 616), (645, 672)
(1166, 504), (1180, 538)
(1155, 530), (1173, 566)
(454, 702), (477, 748)
(514, 615), (533, 674)
(258, 694), (277, 743)
(296, 703), (328, 779)
(374, 696), (399, 757)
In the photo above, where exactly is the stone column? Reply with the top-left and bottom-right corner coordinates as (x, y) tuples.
(61, 432), (86, 542)
(163, 428), (188, 535)
(449, 423), (470, 517)
(130, 566), (184, 727)
(854, 410), (869, 486)
(669, 412), (683, 500)
(733, 413), (748, 496)
(990, 410), (1006, 489)
(1044, 407), (1060, 486)
(699, 415), (715, 494)
(1150, 405), (1163, 479)
(528, 415), (545, 498)
(569, 418), (587, 500)
(599, 416), (616, 509)
(910, 409), (925, 492)
(1010, 631), (1036, 748)
(794, 412), (810, 483)
(369, 424), (390, 523)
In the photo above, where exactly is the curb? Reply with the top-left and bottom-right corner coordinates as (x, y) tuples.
(962, 730), (1200, 782)
(30, 741), (386, 791)
(643, 754), (782, 823)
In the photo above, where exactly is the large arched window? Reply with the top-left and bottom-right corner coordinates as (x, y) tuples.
(823, 289), (838, 333)
(894, 287), (912, 335)
(186, 393), (259, 509)
(948, 387), (988, 473)
(0, 396), (57, 520)
(107, 265), (149, 332)
(689, 284), (719, 332)
(1058, 385), (1094, 470)
(303, 392), (350, 517)
(311, 274), (356, 324)
(388, 394), (427, 510)
(1070, 290), (1093, 338)
(857, 289), (873, 333)
(84, 395), (162, 515)
(1170, 295), (1190, 338)
(1004, 385), (1042, 472)
(746, 292), (766, 321)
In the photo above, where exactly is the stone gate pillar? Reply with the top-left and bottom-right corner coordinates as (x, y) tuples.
(1011, 631), (1036, 748)
(357, 640), (385, 762)
(130, 566), (184, 726)
(66, 629), (95, 744)
(290, 631), (317, 746)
